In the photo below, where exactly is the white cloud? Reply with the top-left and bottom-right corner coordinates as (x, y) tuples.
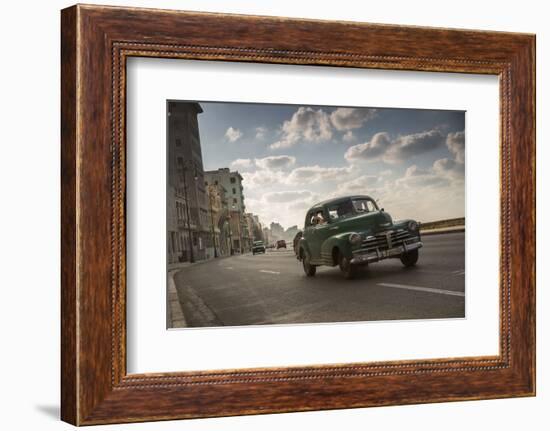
(245, 190), (320, 229)
(385, 129), (446, 163)
(241, 169), (286, 190)
(330, 107), (377, 131)
(286, 165), (355, 184)
(244, 158), (465, 229)
(355, 161), (465, 222)
(255, 155), (296, 170)
(224, 127), (243, 143)
(403, 165), (431, 177)
(396, 164), (449, 188)
(344, 129), (446, 164)
(270, 107), (332, 149)
(287, 199), (317, 212)
(336, 175), (380, 195)
(343, 130), (355, 143)
(229, 158), (253, 170)
(263, 190), (314, 203)
(255, 126), (268, 140)
(344, 132), (392, 161)
(236, 156), (297, 189)
(446, 131), (465, 163)
(433, 157), (465, 180)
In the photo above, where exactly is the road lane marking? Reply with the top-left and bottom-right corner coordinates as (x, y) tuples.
(224, 266), (234, 270)
(259, 270), (280, 274)
(377, 282), (465, 297)
(452, 270), (465, 276)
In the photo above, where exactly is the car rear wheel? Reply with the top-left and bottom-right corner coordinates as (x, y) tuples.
(339, 255), (358, 279)
(400, 249), (419, 267)
(302, 252), (316, 277)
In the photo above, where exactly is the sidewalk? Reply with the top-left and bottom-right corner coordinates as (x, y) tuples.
(167, 254), (236, 328)
(167, 268), (187, 328)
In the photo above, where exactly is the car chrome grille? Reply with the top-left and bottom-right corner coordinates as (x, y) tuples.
(357, 229), (419, 252)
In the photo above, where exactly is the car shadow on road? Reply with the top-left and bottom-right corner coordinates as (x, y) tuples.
(308, 262), (423, 283)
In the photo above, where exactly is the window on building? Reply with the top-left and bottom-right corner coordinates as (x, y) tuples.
(233, 198), (237, 204)
(177, 157), (184, 166)
(232, 187), (236, 194)
(230, 177), (236, 184)
(214, 180), (218, 185)
(175, 138), (181, 147)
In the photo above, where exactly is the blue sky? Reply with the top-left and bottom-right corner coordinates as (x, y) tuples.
(195, 101), (465, 229)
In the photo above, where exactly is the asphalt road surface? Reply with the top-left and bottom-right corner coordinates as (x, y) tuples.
(173, 232), (465, 327)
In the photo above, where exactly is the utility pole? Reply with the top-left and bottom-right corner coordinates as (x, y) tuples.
(208, 190), (218, 258)
(181, 161), (196, 263)
(227, 212), (234, 255)
(237, 211), (243, 254)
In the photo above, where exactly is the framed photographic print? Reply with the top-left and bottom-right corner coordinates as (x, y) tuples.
(61, 4), (535, 425)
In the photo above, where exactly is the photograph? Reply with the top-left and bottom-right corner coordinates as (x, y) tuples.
(167, 100), (466, 328)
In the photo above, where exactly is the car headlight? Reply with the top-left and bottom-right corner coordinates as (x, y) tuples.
(408, 221), (418, 231)
(349, 233), (363, 245)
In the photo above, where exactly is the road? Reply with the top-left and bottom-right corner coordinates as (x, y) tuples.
(173, 232), (465, 327)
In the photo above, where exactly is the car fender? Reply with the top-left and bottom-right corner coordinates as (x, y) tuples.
(392, 219), (414, 229)
(392, 219), (421, 238)
(321, 233), (353, 261)
(298, 237), (312, 260)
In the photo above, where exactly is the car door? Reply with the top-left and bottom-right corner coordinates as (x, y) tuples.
(303, 208), (323, 262)
(313, 207), (336, 262)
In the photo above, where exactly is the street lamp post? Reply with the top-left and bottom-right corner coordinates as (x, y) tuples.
(208, 190), (218, 258)
(232, 204), (243, 254)
(181, 161), (198, 263)
(227, 212), (234, 255)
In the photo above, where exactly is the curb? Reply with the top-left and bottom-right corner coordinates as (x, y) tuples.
(167, 269), (187, 328)
(167, 254), (238, 328)
(421, 226), (465, 236)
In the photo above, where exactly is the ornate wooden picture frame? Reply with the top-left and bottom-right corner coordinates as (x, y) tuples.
(61, 4), (535, 425)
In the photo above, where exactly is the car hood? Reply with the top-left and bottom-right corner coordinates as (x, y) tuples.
(334, 211), (393, 234)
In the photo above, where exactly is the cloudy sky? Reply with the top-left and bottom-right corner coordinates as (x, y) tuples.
(196, 102), (465, 230)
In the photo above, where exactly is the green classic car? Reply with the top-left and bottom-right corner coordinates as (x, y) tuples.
(252, 240), (266, 255)
(298, 195), (422, 279)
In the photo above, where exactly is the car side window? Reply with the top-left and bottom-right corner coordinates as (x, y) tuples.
(329, 201), (354, 220)
(306, 210), (317, 227)
(367, 200), (377, 212)
(353, 198), (377, 213)
(306, 209), (326, 226)
(328, 207), (339, 221)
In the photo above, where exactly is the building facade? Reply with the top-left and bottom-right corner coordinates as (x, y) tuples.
(245, 213), (263, 243)
(167, 101), (211, 264)
(262, 227), (270, 245)
(205, 168), (250, 253)
(269, 222), (285, 242)
(206, 183), (232, 258)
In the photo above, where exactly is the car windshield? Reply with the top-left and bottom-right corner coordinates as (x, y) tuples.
(327, 200), (355, 221)
(254, 241), (263, 246)
(352, 198), (378, 213)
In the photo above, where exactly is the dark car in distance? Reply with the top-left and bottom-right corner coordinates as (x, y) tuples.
(252, 240), (266, 255)
(297, 195), (422, 279)
(276, 240), (287, 250)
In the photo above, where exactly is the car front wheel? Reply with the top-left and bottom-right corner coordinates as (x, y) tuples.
(339, 255), (358, 279)
(302, 253), (316, 277)
(400, 249), (419, 267)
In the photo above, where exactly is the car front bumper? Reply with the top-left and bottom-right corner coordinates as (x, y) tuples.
(350, 240), (423, 264)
